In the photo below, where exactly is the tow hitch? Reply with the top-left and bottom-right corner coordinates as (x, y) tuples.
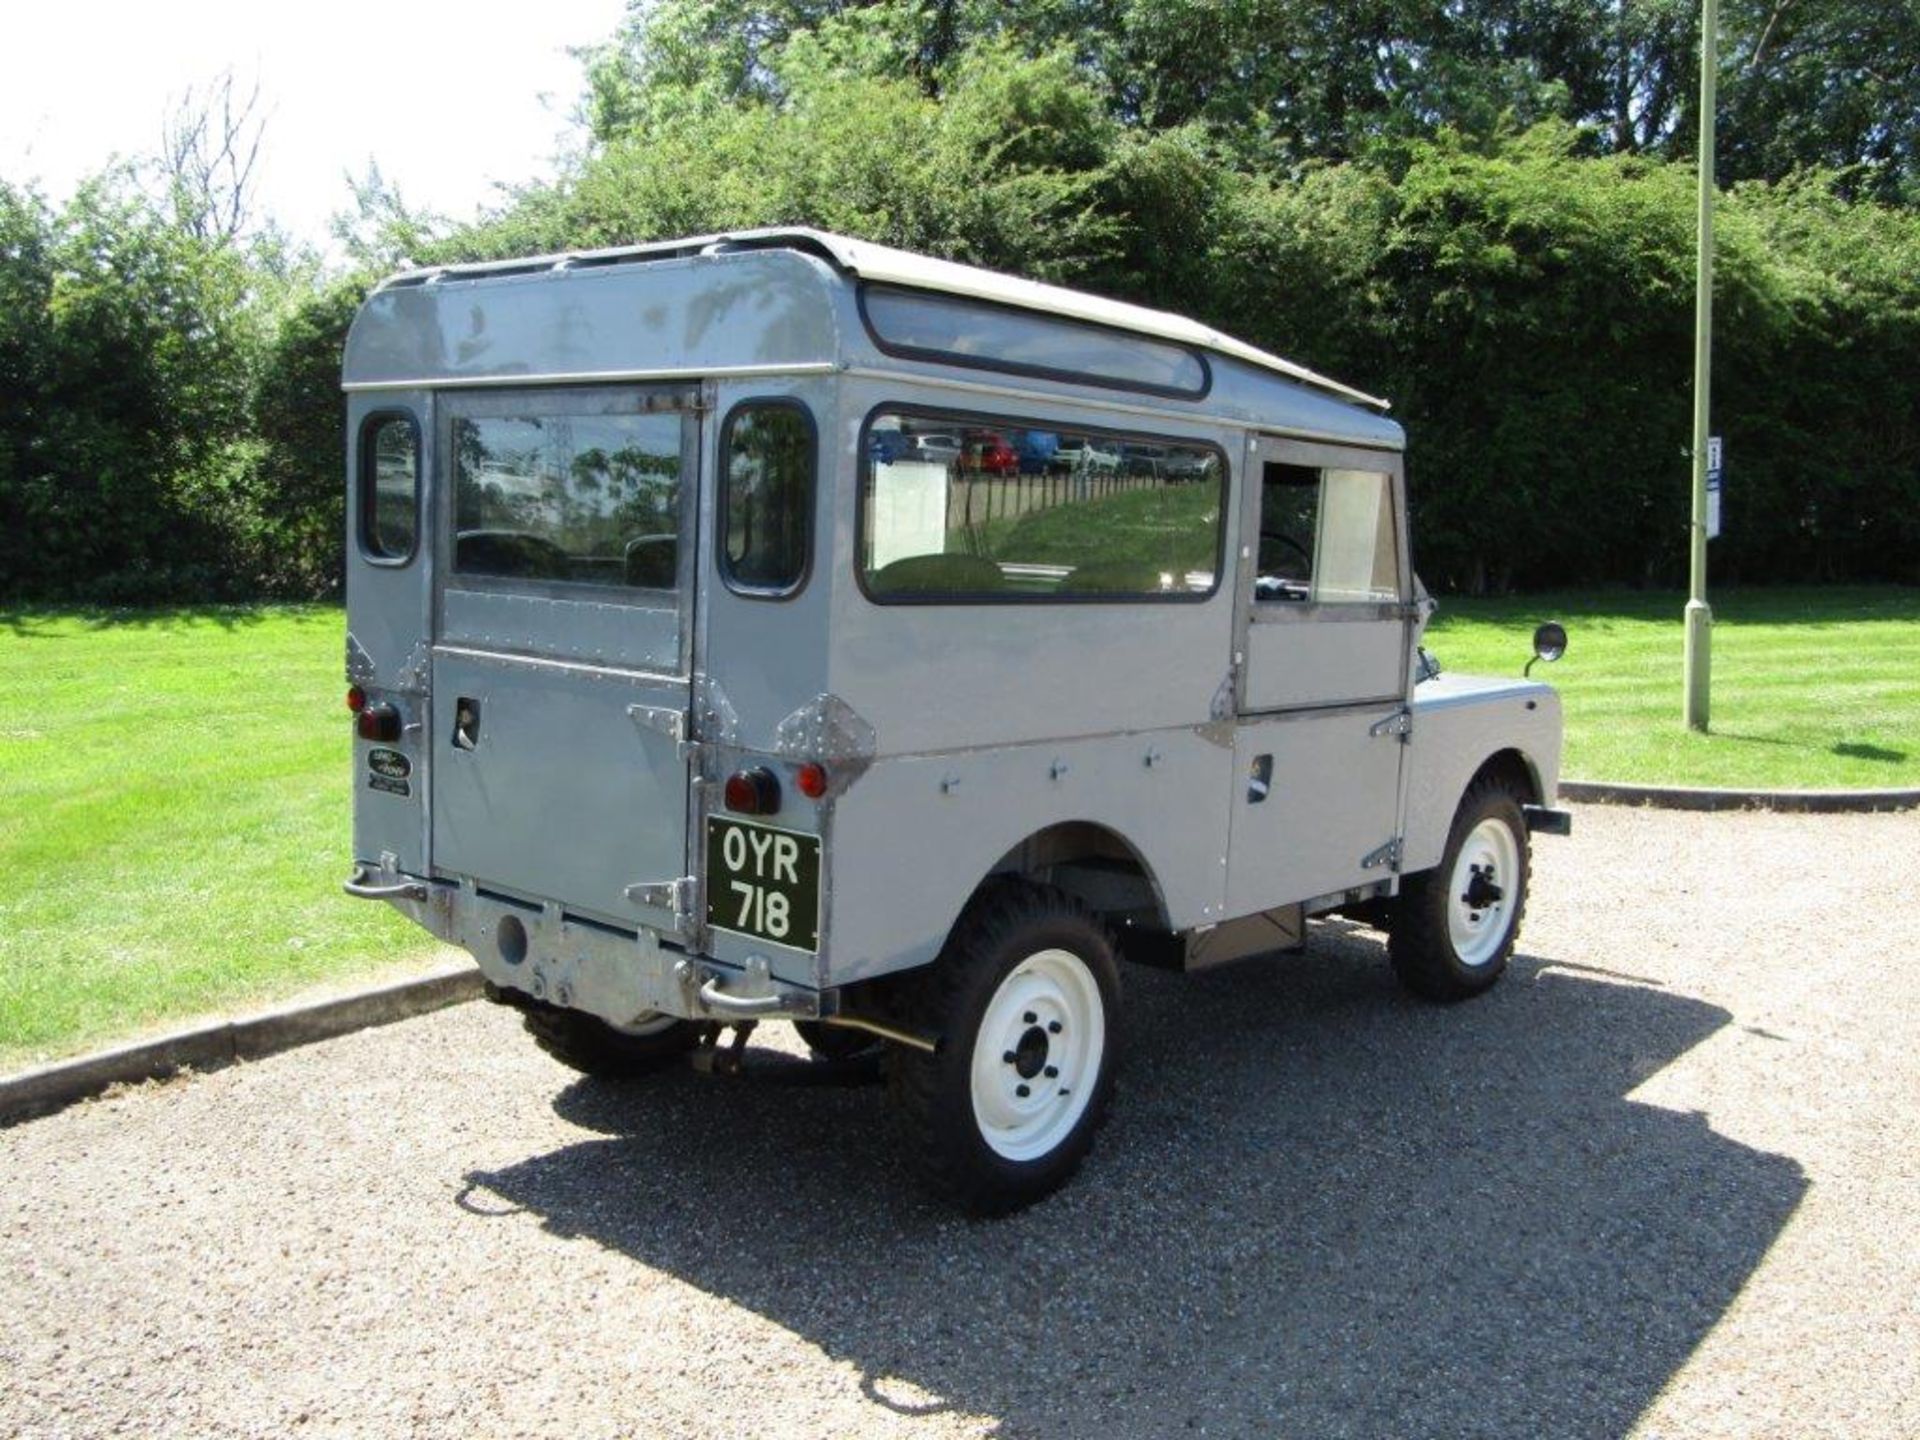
(691, 1021), (758, 1077)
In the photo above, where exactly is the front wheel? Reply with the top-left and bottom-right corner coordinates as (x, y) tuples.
(1388, 774), (1531, 1001)
(886, 883), (1120, 1214)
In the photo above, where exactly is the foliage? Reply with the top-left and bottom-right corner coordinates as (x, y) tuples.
(464, 35), (1120, 280)
(582, 0), (1920, 199)
(0, 172), (372, 603)
(246, 278), (368, 598)
(1230, 133), (1920, 589)
(0, 172), (271, 601)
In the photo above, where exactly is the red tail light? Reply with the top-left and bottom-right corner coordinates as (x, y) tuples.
(794, 762), (829, 799)
(723, 767), (781, 815)
(356, 704), (401, 743)
(346, 685), (367, 713)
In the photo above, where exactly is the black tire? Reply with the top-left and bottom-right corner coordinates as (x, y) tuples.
(1388, 773), (1531, 1002)
(521, 1005), (704, 1077)
(885, 881), (1120, 1215)
(793, 1020), (885, 1064)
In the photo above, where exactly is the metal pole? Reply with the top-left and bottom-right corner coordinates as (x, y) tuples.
(1683, 0), (1717, 731)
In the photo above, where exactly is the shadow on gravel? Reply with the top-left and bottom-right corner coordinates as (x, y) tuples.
(464, 928), (1805, 1440)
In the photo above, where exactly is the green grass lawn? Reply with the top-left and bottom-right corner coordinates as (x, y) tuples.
(1425, 587), (1920, 790)
(0, 608), (435, 1072)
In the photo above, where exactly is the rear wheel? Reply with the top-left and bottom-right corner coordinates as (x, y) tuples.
(522, 1006), (704, 1077)
(1388, 775), (1531, 1001)
(886, 882), (1119, 1215)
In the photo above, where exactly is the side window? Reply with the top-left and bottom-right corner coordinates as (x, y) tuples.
(1256, 464), (1400, 604)
(359, 413), (419, 562)
(721, 403), (814, 595)
(860, 410), (1224, 601)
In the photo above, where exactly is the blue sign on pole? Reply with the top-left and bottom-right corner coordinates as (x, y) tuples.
(1706, 435), (1723, 540)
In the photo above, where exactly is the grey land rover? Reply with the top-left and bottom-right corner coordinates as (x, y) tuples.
(341, 229), (1568, 1213)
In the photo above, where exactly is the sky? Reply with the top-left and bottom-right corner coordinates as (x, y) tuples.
(2, 0), (631, 251)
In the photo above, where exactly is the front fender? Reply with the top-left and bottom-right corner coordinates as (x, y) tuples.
(1402, 675), (1564, 876)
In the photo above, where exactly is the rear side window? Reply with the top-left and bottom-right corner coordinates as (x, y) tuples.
(359, 413), (419, 561)
(720, 402), (814, 595)
(859, 409), (1225, 602)
(451, 410), (683, 590)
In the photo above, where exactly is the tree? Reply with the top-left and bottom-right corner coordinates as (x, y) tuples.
(159, 69), (268, 244)
(329, 163), (449, 271)
(581, 0), (1920, 193)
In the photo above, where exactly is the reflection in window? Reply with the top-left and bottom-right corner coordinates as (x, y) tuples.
(360, 415), (418, 560)
(1257, 464), (1399, 604)
(861, 411), (1223, 601)
(863, 286), (1210, 398)
(722, 404), (813, 593)
(452, 412), (681, 589)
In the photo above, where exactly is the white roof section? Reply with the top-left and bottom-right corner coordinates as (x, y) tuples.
(811, 230), (1389, 411)
(378, 226), (1390, 411)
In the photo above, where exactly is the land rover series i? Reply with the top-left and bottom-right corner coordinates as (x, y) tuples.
(341, 229), (1568, 1212)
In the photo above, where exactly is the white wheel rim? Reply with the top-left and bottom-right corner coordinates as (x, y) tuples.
(969, 948), (1105, 1163)
(1448, 817), (1521, 967)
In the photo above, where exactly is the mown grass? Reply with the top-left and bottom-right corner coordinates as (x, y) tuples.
(1425, 587), (1920, 789)
(0, 607), (433, 1071)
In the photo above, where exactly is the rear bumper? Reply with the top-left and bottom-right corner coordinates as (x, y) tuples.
(344, 864), (825, 1027)
(1523, 804), (1574, 837)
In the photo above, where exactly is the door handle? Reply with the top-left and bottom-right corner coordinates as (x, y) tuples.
(452, 696), (481, 750)
(1247, 753), (1273, 803)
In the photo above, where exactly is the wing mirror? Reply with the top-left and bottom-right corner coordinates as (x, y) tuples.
(1526, 621), (1568, 678)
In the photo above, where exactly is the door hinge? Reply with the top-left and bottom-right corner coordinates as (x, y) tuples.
(1369, 710), (1412, 742)
(1361, 838), (1403, 872)
(625, 876), (694, 920)
(628, 703), (701, 762)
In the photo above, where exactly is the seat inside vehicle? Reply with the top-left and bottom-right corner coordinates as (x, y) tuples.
(868, 552), (1007, 596)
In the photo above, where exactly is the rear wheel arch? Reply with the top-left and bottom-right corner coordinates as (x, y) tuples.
(984, 820), (1170, 932)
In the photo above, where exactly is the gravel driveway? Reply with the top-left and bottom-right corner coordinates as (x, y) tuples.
(4, 804), (1917, 1440)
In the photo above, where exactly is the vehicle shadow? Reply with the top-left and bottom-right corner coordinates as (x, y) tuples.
(463, 929), (1804, 1439)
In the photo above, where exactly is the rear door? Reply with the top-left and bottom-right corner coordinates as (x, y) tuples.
(429, 385), (700, 931)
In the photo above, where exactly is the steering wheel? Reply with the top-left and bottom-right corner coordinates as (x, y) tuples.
(1256, 529), (1313, 601)
(1260, 529), (1311, 566)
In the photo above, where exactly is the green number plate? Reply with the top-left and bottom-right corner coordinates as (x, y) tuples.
(705, 816), (821, 952)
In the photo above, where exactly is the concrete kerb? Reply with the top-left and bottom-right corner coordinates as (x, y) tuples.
(0, 962), (483, 1128)
(1560, 780), (1920, 814)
